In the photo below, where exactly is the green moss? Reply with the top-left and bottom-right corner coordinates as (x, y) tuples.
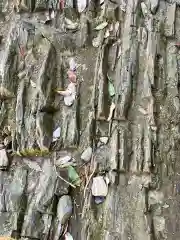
(91, 219), (104, 240)
(86, 211), (104, 240)
(12, 148), (50, 157)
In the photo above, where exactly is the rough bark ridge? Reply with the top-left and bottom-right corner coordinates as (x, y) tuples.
(0, 0), (179, 239)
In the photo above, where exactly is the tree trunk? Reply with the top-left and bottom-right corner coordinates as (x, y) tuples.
(0, 0), (178, 239)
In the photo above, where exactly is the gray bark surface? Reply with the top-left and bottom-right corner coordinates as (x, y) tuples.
(0, 0), (178, 239)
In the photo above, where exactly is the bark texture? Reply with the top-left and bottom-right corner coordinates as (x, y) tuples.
(0, 0), (179, 239)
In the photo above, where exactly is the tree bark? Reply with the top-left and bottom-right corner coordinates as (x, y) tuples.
(0, 0), (179, 239)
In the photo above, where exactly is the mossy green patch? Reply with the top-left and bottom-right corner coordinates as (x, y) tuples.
(12, 148), (50, 157)
(90, 215), (104, 240)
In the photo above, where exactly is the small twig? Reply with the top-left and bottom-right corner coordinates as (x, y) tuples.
(57, 173), (76, 189)
(79, 162), (86, 168)
(83, 156), (97, 197)
(81, 190), (91, 219)
(62, 222), (68, 236)
(85, 164), (88, 181)
(83, 164), (89, 190)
